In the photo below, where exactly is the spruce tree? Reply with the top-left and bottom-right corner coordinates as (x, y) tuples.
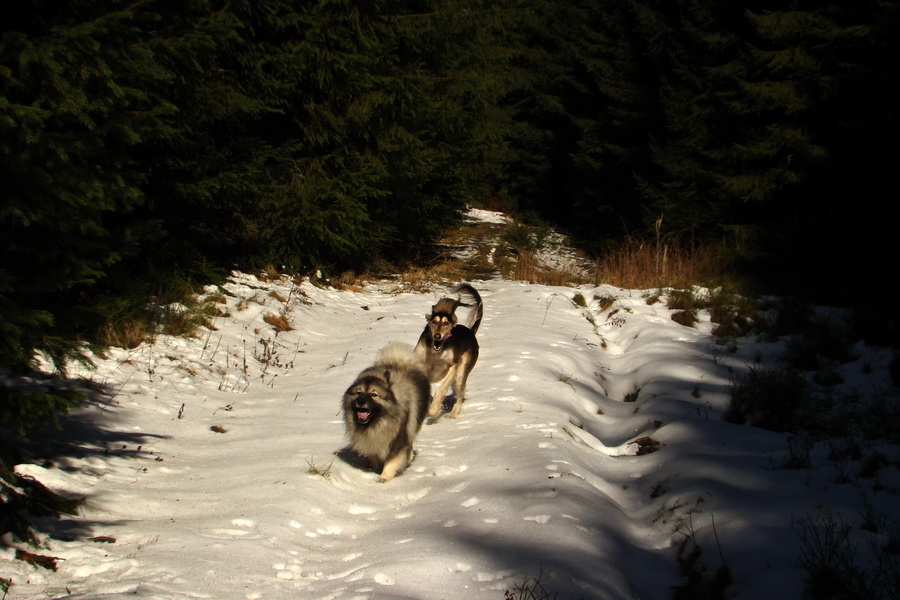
(2, 0), (508, 387)
(491, 0), (662, 243)
(570, 0), (669, 242)
(1, 6), (169, 375)
(742, 1), (899, 299)
(497, 0), (599, 225)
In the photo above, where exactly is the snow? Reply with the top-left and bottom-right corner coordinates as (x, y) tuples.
(3, 210), (899, 600)
(464, 208), (510, 225)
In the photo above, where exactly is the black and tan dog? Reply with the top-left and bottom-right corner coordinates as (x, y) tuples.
(415, 284), (483, 420)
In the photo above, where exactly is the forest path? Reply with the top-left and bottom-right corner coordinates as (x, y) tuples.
(7, 210), (736, 599)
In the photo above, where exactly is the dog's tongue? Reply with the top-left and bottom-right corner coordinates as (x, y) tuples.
(356, 409), (371, 423)
(433, 332), (450, 350)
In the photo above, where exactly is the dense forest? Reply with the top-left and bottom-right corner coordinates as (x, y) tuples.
(2, 0), (898, 406)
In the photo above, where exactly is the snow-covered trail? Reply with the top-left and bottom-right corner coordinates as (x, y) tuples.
(10, 209), (900, 600)
(7, 275), (753, 600)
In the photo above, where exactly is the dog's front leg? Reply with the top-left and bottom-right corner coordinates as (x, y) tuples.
(428, 367), (456, 418)
(446, 395), (465, 418)
(378, 448), (409, 482)
(447, 365), (471, 419)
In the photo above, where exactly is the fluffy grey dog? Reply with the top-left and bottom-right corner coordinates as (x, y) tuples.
(342, 343), (430, 482)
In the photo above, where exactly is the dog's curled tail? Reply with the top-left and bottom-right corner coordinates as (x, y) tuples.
(452, 284), (483, 334)
(375, 342), (424, 372)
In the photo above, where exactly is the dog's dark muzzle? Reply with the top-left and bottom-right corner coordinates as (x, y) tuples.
(431, 333), (449, 351)
(354, 397), (374, 424)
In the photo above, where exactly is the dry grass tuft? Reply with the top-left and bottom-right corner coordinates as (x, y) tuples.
(330, 271), (369, 292)
(505, 567), (557, 600)
(671, 310), (699, 328)
(399, 258), (475, 291)
(95, 294), (223, 349)
(596, 295), (617, 312)
(160, 303), (218, 338)
(667, 289), (701, 311)
(96, 318), (149, 349)
(263, 312), (293, 332)
(328, 256), (476, 293)
(258, 265), (281, 282)
(306, 457), (335, 478)
(592, 228), (733, 291)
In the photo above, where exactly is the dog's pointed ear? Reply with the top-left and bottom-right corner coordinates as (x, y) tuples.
(383, 370), (391, 384)
(425, 312), (432, 321)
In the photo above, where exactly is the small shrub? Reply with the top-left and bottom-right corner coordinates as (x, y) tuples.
(797, 510), (866, 600)
(708, 288), (757, 343)
(504, 568), (557, 600)
(650, 480), (669, 498)
(783, 313), (856, 371)
(474, 242), (496, 272)
(771, 296), (813, 337)
(782, 435), (814, 470)
(841, 388), (900, 442)
(94, 283), (223, 348)
(725, 364), (807, 432)
(572, 292), (587, 307)
(671, 310), (699, 328)
(95, 317), (149, 349)
(596, 294), (617, 311)
(159, 302), (217, 338)
(235, 293), (259, 311)
(667, 293), (703, 328)
(812, 358), (844, 387)
(673, 534), (733, 600)
(258, 264), (281, 282)
(667, 289), (701, 311)
(502, 222), (542, 252)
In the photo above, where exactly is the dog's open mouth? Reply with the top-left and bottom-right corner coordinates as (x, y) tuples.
(431, 333), (448, 351)
(355, 407), (372, 424)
